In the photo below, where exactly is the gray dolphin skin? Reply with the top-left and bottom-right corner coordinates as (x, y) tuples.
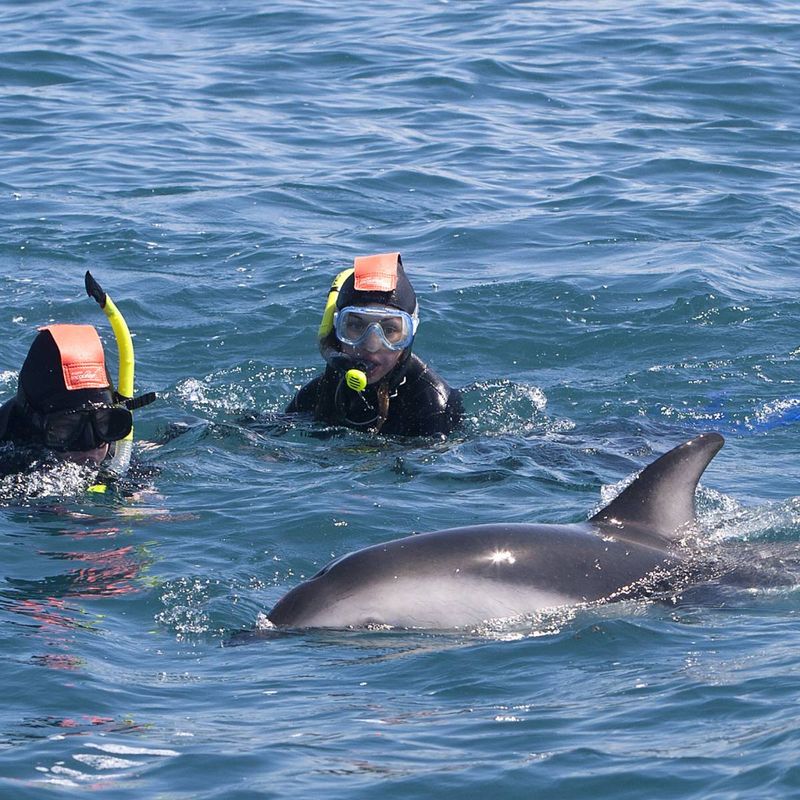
(267, 433), (725, 630)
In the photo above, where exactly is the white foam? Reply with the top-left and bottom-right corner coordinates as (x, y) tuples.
(255, 611), (276, 629)
(85, 741), (180, 757)
(73, 753), (141, 770)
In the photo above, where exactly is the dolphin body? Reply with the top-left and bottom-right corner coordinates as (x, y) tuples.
(267, 433), (725, 630)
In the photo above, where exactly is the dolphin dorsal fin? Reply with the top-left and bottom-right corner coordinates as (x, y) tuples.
(590, 433), (724, 541)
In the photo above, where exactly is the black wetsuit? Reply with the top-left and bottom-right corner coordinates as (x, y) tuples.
(287, 353), (463, 436)
(0, 400), (38, 450)
(0, 402), (62, 478)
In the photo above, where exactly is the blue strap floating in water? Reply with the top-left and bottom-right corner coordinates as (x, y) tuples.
(676, 394), (800, 435)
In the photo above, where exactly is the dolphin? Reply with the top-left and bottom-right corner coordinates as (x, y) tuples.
(267, 433), (725, 629)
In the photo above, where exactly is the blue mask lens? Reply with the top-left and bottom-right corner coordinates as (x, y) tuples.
(334, 307), (416, 351)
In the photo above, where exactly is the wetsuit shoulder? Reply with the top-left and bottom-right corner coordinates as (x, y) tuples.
(0, 398), (16, 443)
(286, 374), (325, 413)
(385, 354), (463, 437)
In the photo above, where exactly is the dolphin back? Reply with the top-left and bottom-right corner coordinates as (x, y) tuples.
(590, 432), (724, 541)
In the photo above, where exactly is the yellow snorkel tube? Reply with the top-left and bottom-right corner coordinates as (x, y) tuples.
(317, 268), (353, 344)
(318, 267), (367, 393)
(84, 271), (136, 477)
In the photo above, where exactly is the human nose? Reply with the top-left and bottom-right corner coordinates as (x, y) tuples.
(359, 324), (385, 353)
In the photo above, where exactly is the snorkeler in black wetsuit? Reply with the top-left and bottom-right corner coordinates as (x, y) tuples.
(0, 324), (134, 476)
(0, 273), (155, 483)
(287, 252), (462, 436)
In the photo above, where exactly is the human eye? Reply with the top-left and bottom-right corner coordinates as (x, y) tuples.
(380, 318), (403, 340)
(345, 314), (368, 334)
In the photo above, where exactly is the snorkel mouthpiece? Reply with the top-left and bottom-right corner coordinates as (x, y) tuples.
(325, 353), (368, 393)
(345, 368), (368, 393)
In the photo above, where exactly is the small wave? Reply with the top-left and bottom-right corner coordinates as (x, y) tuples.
(460, 379), (573, 437)
(31, 739), (180, 790)
(661, 396), (800, 435)
(471, 604), (583, 641)
(703, 494), (800, 545)
(172, 364), (310, 417)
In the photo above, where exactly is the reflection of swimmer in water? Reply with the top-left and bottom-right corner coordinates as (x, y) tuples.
(0, 272), (155, 484)
(287, 252), (463, 436)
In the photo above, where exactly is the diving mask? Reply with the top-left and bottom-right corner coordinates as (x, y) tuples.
(37, 403), (133, 452)
(333, 306), (417, 352)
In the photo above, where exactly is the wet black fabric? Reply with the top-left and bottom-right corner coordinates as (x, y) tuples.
(287, 354), (463, 437)
(0, 398), (39, 445)
(0, 327), (114, 451)
(335, 256), (417, 315)
(19, 329), (112, 414)
(0, 399), (54, 477)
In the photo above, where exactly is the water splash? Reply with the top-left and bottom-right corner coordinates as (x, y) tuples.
(460, 379), (573, 436)
(155, 576), (215, 640)
(0, 455), (101, 503)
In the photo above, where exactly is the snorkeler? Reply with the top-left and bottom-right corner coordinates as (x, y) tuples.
(0, 273), (155, 479)
(287, 252), (463, 436)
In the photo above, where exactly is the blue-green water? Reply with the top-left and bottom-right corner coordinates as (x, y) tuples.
(2, 1), (800, 796)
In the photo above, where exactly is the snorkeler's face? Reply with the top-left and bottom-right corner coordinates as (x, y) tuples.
(341, 341), (403, 384)
(60, 443), (110, 466)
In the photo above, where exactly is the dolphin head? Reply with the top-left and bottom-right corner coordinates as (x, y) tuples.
(267, 560), (341, 628)
(267, 551), (389, 628)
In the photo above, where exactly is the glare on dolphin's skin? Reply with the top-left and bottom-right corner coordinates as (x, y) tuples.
(267, 433), (725, 630)
(488, 550), (517, 565)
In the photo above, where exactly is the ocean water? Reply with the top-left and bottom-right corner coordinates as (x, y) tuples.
(1, 1), (800, 797)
